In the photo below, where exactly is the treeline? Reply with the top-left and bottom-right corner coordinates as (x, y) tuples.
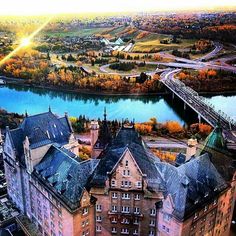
(178, 69), (236, 93)
(0, 109), (24, 129)
(109, 62), (136, 71)
(135, 118), (212, 140)
(70, 116), (212, 141)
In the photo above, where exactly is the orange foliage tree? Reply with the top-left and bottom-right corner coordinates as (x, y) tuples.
(164, 121), (183, 134)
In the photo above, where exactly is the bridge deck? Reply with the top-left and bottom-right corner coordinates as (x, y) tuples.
(161, 70), (235, 131)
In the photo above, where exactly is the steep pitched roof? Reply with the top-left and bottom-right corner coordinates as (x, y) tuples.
(90, 127), (163, 190)
(156, 153), (228, 220)
(8, 111), (72, 163)
(203, 125), (226, 153)
(201, 125), (236, 182)
(34, 145), (99, 212)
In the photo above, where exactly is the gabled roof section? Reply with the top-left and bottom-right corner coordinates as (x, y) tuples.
(89, 127), (162, 189)
(34, 145), (99, 212)
(156, 153), (228, 220)
(8, 111), (73, 162)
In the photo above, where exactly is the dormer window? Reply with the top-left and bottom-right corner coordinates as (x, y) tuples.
(193, 213), (198, 220)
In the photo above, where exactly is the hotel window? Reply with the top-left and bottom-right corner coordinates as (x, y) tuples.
(96, 216), (102, 222)
(121, 228), (129, 234)
(56, 201), (61, 209)
(121, 218), (129, 224)
(121, 206), (130, 213)
(58, 211), (62, 218)
(51, 222), (55, 229)
(96, 225), (102, 232)
(83, 207), (89, 215)
(200, 226), (205, 233)
(123, 169), (130, 176)
(134, 194), (140, 200)
(193, 213), (198, 220)
(133, 229), (138, 235)
(150, 220), (155, 226)
(112, 205), (117, 212)
(150, 208), (156, 216)
(122, 193), (130, 199)
(134, 207), (140, 214)
(136, 181), (142, 188)
(125, 160), (129, 167)
(82, 221), (85, 227)
(149, 230), (155, 236)
(111, 217), (117, 223)
(213, 199), (217, 205)
(112, 192), (118, 199)
(96, 204), (102, 212)
(204, 205), (208, 212)
(86, 219), (89, 226)
(122, 181), (131, 188)
(111, 180), (116, 187)
(112, 227), (117, 233)
(134, 218), (139, 225)
(58, 222), (63, 229)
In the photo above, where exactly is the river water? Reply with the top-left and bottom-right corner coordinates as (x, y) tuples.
(0, 84), (235, 123)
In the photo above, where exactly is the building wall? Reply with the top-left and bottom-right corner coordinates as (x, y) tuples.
(29, 178), (95, 236)
(157, 186), (236, 236)
(91, 149), (162, 236)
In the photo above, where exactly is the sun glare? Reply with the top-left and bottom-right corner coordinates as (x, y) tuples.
(20, 38), (31, 47)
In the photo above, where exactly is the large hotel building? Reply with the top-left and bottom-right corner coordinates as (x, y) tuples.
(2, 110), (236, 236)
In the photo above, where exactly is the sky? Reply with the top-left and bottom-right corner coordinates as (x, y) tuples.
(0, 0), (235, 15)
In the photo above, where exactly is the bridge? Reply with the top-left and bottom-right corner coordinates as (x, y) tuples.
(160, 69), (236, 131)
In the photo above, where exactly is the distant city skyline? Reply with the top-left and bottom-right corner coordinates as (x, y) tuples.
(0, 0), (236, 16)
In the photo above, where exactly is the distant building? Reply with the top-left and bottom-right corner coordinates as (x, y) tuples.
(3, 111), (236, 236)
(101, 37), (124, 47)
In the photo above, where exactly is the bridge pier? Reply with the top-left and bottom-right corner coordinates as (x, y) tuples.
(184, 102), (186, 111)
(198, 114), (202, 124)
(172, 92), (175, 100)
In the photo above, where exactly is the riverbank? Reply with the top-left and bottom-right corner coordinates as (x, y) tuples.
(2, 76), (236, 97)
(2, 76), (168, 96)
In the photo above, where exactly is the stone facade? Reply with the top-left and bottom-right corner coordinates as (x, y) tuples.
(3, 111), (236, 236)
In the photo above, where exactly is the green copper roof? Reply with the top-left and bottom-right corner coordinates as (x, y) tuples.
(204, 125), (225, 151)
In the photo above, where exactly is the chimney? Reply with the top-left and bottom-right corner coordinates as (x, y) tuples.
(186, 138), (198, 161)
(90, 121), (99, 149)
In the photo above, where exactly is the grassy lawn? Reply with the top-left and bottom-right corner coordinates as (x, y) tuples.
(43, 27), (113, 38)
(133, 34), (197, 53)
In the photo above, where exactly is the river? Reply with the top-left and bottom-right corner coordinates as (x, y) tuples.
(0, 84), (235, 124)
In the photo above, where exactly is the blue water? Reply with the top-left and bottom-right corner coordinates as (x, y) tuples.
(0, 84), (235, 123)
(206, 95), (236, 121)
(0, 84), (184, 123)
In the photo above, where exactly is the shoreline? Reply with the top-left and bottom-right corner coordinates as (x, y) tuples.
(2, 76), (236, 97)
